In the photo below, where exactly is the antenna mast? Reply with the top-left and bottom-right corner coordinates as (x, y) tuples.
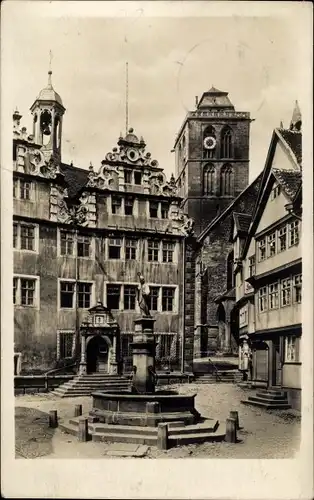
(125, 62), (129, 134)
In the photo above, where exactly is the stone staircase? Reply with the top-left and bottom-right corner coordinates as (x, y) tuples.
(51, 373), (131, 398)
(193, 369), (242, 384)
(241, 388), (291, 410)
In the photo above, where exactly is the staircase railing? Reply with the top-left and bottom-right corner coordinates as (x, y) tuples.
(43, 363), (78, 391)
(208, 357), (222, 382)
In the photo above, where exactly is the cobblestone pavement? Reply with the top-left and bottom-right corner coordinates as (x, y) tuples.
(15, 384), (300, 459)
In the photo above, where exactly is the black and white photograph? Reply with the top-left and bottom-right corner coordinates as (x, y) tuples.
(1, 1), (313, 499)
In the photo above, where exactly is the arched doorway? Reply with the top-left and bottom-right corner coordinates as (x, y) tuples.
(86, 336), (110, 374)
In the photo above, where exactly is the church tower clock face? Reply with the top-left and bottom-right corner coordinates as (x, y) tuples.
(203, 136), (217, 150)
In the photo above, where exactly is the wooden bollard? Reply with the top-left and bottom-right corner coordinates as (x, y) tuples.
(74, 404), (82, 417)
(225, 417), (237, 443)
(157, 423), (169, 450)
(49, 410), (58, 428)
(229, 410), (240, 430)
(78, 417), (89, 442)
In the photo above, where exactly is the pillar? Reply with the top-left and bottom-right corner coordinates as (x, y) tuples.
(79, 335), (87, 375)
(131, 317), (156, 394)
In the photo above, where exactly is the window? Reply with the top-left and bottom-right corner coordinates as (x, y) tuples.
(149, 201), (159, 218)
(259, 286), (268, 312)
(267, 232), (276, 258)
(125, 197), (134, 216)
(13, 223), (18, 248)
(13, 276), (38, 307)
(293, 274), (302, 303)
(285, 336), (298, 363)
(77, 235), (91, 257)
(20, 279), (35, 306)
(60, 231), (75, 256)
(124, 285), (137, 310)
(13, 179), (18, 198)
(220, 127), (233, 158)
(162, 287), (175, 312)
(59, 331), (74, 359)
(134, 171), (142, 185)
(278, 226), (287, 252)
(107, 284), (121, 310)
(77, 283), (92, 308)
(20, 181), (31, 200)
(289, 220), (299, 247)
(248, 256), (255, 277)
(108, 238), (121, 259)
(203, 165), (215, 195)
(220, 165), (234, 196)
(281, 278), (291, 306)
(162, 241), (175, 263)
(271, 184), (281, 200)
(269, 282), (279, 309)
(112, 196), (122, 215)
(60, 282), (75, 308)
(13, 278), (17, 305)
(148, 239), (159, 262)
(149, 286), (159, 311)
(20, 224), (35, 251)
(124, 170), (132, 184)
(258, 238), (266, 262)
(125, 238), (137, 260)
(161, 203), (169, 219)
(239, 305), (248, 327)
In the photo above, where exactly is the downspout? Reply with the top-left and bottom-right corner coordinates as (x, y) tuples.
(181, 236), (186, 373)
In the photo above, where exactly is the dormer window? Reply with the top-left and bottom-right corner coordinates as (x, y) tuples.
(112, 196), (122, 215)
(124, 170), (132, 184)
(125, 197), (134, 216)
(134, 171), (142, 185)
(149, 201), (159, 218)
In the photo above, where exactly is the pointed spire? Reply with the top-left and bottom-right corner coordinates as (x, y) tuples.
(290, 100), (302, 131)
(48, 50), (53, 88)
(280, 120), (283, 129)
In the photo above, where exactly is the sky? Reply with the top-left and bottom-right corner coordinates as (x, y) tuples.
(3, 1), (309, 182)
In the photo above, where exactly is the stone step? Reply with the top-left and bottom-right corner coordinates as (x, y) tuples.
(248, 396), (289, 405)
(255, 392), (287, 400)
(259, 389), (287, 397)
(241, 399), (291, 410)
(92, 431), (157, 446)
(52, 387), (130, 397)
(169, 429), (226, 446)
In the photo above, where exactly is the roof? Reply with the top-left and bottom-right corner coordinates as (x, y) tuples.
(60, 163), (89, 198)
(32, 71), (64, 109)
(277, 129), (302, 166)
(197, 86), (234, 110)
(233, 212), (252, 234)
(206, 86), (228, 95)
(214, 287), (236, 303)
(272, 168), (302, 199)
(197, 173), (262, 243)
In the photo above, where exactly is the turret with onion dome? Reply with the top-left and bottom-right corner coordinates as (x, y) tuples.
(30, 70), (66, 163)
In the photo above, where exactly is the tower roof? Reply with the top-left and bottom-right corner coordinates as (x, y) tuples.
(31, 71), (64, 109)
(197, 85), (234, 110)
(290, 100), (302, 131)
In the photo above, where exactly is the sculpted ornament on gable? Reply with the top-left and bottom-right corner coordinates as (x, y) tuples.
(168, 201), (195, 236)
(148, 172), (178, 197)
(26, 148), (62, 179)
(86, 162), (119, 190)
(105, 144), (159, 168)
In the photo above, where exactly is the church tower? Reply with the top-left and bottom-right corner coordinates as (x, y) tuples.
(174, 87), (251, 234)
(30, 70), (66, 164)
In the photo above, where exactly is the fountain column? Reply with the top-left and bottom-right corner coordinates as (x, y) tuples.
(131, 317), (156, 394)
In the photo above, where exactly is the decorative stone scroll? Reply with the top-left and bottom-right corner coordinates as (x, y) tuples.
(168, 200), (195, 237)
(148, 172), (178, 197)
(49, 186), (96, 227)
(86, 163), (119, 190)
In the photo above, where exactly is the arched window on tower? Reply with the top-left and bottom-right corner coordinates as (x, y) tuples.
(203, 164), (215, 195)
(220, 164), (234, 196)
(220, 127), (233, 159)
(203, 126), (216, 159)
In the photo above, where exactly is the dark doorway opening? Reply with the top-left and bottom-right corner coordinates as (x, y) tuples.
(271, 338), (281, 387)
(86, 336), (109, 374)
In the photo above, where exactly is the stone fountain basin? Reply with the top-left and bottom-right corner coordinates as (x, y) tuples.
(90, 390), (201, 427)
